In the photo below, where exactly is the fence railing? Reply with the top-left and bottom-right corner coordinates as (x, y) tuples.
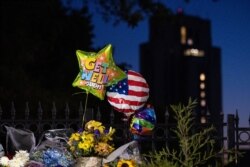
(1, 101), (249, 166)
(0, 101), (171, 148)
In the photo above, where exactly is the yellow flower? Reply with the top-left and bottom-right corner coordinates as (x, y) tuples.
(81, 132), (95, 143)
(85, 120), (102, 130)
(94, 142), (114, 157)
(97, 125), (105, 133)
(78, 141), (94, 151)
(78, 141), (85, 149)
(117, 159), (136, 167)
(70, 146), (75, 152)
(69, 133), (80, 141)
(101, 127), (115, 142)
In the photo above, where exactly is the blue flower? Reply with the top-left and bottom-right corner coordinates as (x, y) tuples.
(42, 148), (74, 167)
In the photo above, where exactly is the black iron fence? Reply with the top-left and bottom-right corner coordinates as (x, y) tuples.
(0, 101), (249, 166)
(0, 101), (170, 149)
(227, 111), (250, 166)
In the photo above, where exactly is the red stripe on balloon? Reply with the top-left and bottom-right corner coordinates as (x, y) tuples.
(107, 96), (146, 106)
(127, 80), (148, 88)
(128, 90), (149, 97)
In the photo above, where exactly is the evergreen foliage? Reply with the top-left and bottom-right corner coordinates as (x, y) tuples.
(141, 99), (238, 167)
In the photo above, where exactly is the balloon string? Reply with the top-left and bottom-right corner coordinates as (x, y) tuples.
(122, 116), (131, 142)
(82, 92), (89, 128)
(126, 119), (130, 142)
(72, 92), (85, 96)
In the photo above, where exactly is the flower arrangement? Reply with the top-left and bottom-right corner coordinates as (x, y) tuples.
(0, 150), (29, 167)
(68, 120), (115, 158)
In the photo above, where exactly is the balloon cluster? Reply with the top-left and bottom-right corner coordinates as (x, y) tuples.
(72, 44), (156, 136)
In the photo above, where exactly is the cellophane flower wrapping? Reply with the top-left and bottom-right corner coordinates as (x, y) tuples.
(103, 140), (142, 166)
(30, 148), (74, 167)
(29, 129), (75, 167)
(75, 157), (102, 167)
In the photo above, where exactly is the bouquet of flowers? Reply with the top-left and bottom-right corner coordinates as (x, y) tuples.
(0, 150), (29, 167)
(68, 120), (115, 158)
(28, 148), (74, 167)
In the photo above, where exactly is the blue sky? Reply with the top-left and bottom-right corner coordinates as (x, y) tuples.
(74, 0), (250, 126)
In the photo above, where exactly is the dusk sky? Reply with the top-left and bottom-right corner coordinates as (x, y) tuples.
(74, 0), (250, 126)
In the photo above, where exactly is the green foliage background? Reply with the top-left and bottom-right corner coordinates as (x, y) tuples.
(141, 99), (237, 167)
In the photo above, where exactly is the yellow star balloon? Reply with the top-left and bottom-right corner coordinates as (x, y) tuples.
(72, 44), (126, 100)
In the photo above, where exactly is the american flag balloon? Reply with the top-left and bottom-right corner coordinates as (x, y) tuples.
(106, 70), (149, 117)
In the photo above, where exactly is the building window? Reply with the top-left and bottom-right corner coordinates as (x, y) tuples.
(200, 73), (206, 81)
(200, 116), (207, 124)
(184, 48), (205, 57)
(187, 38), (193, 45)
(200, 91), (206, 98)
(200, 83), (205, 89)
(200, 99), (206, 107)
(180, 26), (186, 44)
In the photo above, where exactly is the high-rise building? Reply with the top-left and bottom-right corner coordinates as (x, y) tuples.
(140, 12), (223, 147)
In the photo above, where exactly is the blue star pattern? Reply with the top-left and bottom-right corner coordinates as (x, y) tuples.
(107, 73), (128, 95)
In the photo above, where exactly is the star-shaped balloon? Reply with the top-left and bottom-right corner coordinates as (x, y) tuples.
(72, 44), (126, 100)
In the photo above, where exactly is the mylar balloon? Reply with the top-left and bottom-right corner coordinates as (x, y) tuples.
(130, 105), (156, 136)
(106, 70), (149, 117)
(72, 44), (126, 100)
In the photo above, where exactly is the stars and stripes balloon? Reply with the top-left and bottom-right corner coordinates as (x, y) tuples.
(106, 70), (149, 117)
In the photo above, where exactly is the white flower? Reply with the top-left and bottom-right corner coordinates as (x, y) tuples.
(14, 150), (29, 162)
(9, 157), (24, 167)
(7, 150), (30, 167)
(0, 156), (9, 166)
